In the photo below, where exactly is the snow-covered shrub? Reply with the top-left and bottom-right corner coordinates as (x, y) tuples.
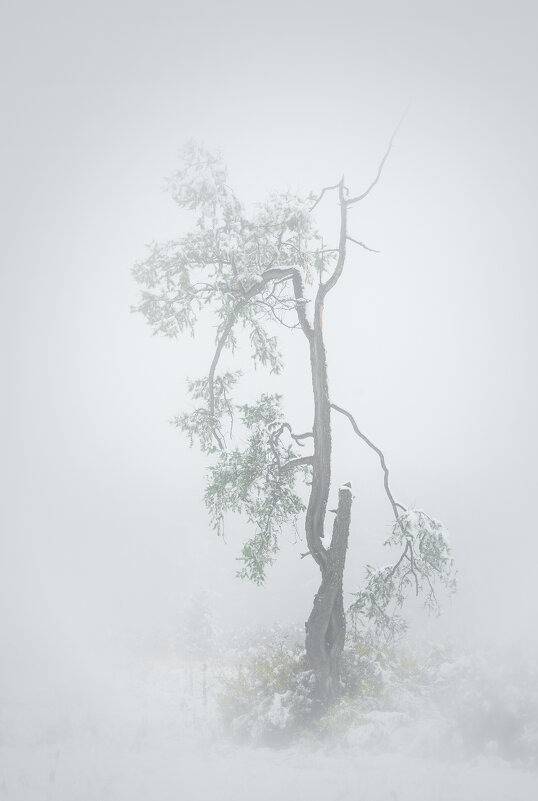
(218, 625), (538, 764)
(341, 642), (538, 766)
(219, 638), (314, 745)
(219, 628), (402, 744)
(340, 631), (393, 700)
(315, 632), (424, 741)
(423, 648), (538, 766)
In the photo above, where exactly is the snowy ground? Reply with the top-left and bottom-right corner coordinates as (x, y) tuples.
(2, 649), (538, 801)
(4, 739), (538, 801)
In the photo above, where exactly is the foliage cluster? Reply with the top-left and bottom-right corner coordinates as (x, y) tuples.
(203, 394), (310, 584)
(350, 510), (456, 640)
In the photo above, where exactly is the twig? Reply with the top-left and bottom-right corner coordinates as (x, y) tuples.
(346, 236), (380, 254)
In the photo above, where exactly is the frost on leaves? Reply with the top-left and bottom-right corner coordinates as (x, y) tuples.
(350, 510), (456, 641)
(204, 395), (311, 585)
(174, 371), (241, 453)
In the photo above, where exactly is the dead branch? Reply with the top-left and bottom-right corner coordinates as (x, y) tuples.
(346, 111), (407, 206)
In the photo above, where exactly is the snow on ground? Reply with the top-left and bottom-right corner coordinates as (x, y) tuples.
(1, 649), (537, 801)
(3, 739), (538, 801)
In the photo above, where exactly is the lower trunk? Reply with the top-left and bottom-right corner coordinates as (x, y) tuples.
(305, 484), (353, 710)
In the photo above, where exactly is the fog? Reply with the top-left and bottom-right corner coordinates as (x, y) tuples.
(1, 1), (538, 798)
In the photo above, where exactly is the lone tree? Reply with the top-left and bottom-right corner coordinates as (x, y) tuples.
(133, 137), (455, 709)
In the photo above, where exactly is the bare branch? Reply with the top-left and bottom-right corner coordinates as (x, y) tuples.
(346, 236), (380, 254)
(346, 111), (407, 206)
(330, 402), (405, 522)
(310, 183), (340, 212)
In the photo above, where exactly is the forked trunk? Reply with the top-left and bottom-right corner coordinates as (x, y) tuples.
(301, 178), (352, 708)
(305, 484), (352, 708)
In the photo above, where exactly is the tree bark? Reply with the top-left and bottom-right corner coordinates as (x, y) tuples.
(305, 484), (352, 708)
(303, 178), (352, 709)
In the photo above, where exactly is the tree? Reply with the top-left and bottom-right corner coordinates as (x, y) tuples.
(133, 138), (455, 710)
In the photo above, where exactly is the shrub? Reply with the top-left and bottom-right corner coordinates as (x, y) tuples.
(218, 628), (398, 744)
(219, 639), (314, 745)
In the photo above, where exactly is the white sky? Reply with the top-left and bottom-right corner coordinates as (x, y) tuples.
(1, 0), (537, 697)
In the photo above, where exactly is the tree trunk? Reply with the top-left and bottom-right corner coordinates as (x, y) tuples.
(304, 260), (353, 706)
(303, 178), (351, 709)
(305, 484), (352, 709)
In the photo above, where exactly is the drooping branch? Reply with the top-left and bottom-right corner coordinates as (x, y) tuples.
(346, 111), (407, 207)
(349, 509), (456, 639)
(330, 402), (405, 522)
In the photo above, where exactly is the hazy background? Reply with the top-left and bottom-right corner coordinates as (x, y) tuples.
(1, 0), (537, 717)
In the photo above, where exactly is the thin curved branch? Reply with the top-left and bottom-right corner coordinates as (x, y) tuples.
(346, 111), (407, 207)
(330, 402), (405, 522)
